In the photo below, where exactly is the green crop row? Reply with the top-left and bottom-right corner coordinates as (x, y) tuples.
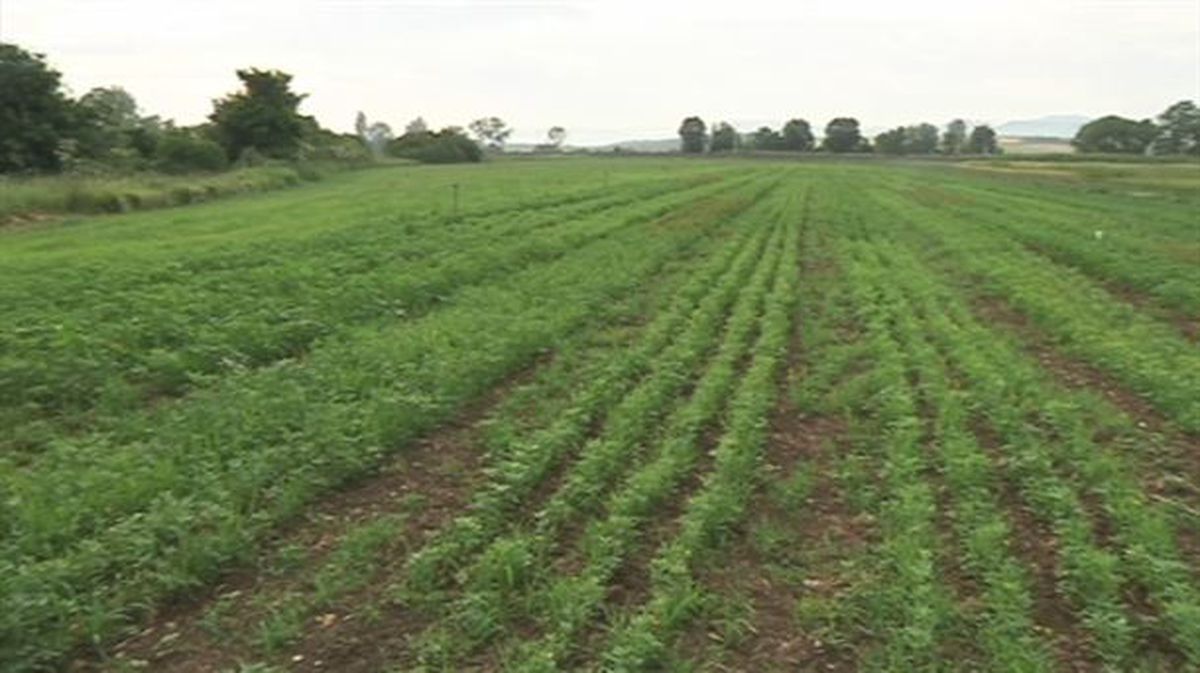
(892, 250), (1200, 667)
(499, 198), (793, 672)
(400, 183), (780, 602)
(882, 172), (1200, 317)
(850, 200), (1199, 668)
(179, 197), (757, 666)
(0, 174), (766, 672)
(866, 183), (1200, 432)
(836, 239), (952, 670)
(0, 172), (743, 453)
(842, 237), (1055, 671)
(407, 188), (788, 667)
(943, 169), (1200, 240)
(599, 195), (799, 671)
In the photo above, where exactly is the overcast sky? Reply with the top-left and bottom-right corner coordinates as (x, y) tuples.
(2, 0), (1197, 145)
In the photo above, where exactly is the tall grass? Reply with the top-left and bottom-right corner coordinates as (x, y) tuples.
(0, 164), (351, 222)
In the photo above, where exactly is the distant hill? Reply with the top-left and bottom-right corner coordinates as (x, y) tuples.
(996, 115), (1089, 139)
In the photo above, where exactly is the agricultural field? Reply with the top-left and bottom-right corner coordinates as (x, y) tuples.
(957, 159), (1200, 194)
(1, 157), (1198, 672)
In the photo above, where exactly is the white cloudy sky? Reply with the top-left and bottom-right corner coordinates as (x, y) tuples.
(3, 0), (1197, 145)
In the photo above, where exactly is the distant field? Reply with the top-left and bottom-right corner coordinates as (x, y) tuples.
(2, 157), (1198, 672)
(997, 135), (1075, 155)
(959, 158), (1200, 192)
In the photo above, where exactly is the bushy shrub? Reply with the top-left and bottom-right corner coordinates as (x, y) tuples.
(300, 130), (374, 165)
(62, 182), (127, 213)
(233, 146), (269, 169)
(156, 131), (228, 173)
(293, 162), (323, 181)
(388, 128), (482, 164)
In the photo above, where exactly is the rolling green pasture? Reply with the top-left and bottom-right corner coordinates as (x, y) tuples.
(1, 157), (1197, 672)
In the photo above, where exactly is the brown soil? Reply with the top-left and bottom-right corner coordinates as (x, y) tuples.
(1121, 582), (1190, 670)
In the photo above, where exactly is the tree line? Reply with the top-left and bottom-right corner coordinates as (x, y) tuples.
(1072, 102), (1199, 155)
(0, 43), (537, 175)
(679, 102), (1199, 157)
(0, 43), (363, 174)
(679, 116), (1000, 155)
(353, 115), (577, 162)
(6, 40), (1196, 177)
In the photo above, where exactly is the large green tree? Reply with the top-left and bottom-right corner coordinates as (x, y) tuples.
(870, 123), (940, 155)
(1152, 100), (1200, 156)
(751, 126), (784, 150)
(907, 123), (940, 154)
(710, 122), (739, 153)
(405, 117), (429, 135)
(355, 111), (393, 157)
(1072, 115), (1157, 154)
(822, 117), (865, 153)
(77, 86), (162, 161)
(0, 43), (79, 172)
(942, 119), (967, 154)
(79, 87), (139, 130)
(966, 124), (1000, 154)
(209, 68), (308, 160)
(781, 118), (814, 151)
(874, 127), (908, 155)
(678, 116), (707, 153)
(468, 116), (513, 151)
